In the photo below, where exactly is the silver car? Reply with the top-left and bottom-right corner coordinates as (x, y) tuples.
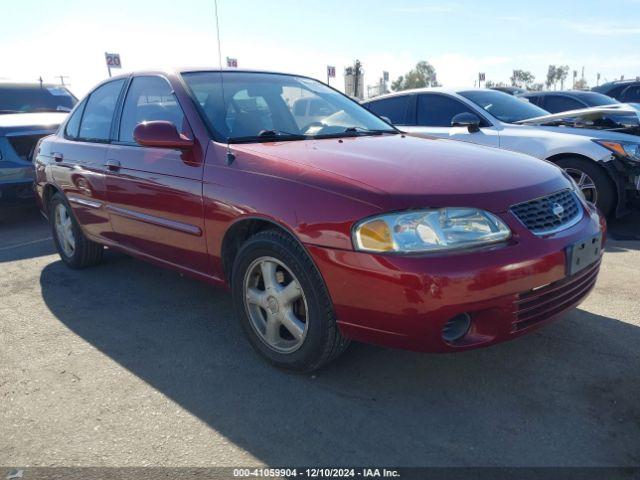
(363, 88), (640, 217)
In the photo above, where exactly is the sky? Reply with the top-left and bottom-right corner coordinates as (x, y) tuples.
(2, 0), (640, 97)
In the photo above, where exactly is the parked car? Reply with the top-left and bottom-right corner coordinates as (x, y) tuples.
(0, 83), (76, 202)
(593, 80), (640, 103)
(35, 70), (605, 371)
(523, 90), (619, 113)
(363, 88), (640, 217)
(490, 86), (526, 96)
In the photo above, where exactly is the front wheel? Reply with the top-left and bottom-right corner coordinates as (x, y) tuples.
(556, 157), (616, 217)
(231, 229), (349, 372)
(49, 192), (104, 268)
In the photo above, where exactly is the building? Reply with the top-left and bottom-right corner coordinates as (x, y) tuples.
(344, 63), (364, 100)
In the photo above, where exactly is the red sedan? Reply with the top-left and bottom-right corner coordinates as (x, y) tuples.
(34, 70), (605, 371)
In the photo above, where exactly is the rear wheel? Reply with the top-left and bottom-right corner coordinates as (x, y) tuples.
(556, 157), (616, 217)
(231, 229), (349, 372)
(49, 193), (104, 268)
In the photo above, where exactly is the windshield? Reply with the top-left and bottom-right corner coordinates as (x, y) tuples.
(458, 90), (550, 123)
(182, 72), (396, 142)
(0, 85), (77, 114)
(577, 92), (620, 107)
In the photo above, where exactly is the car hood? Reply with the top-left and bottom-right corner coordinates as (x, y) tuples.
(516, 104), (640, 137)
(0, 112), (67, 135)
(233, 134), (570, 213)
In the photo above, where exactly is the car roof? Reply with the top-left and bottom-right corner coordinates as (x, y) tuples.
(104, 67), (317, 81)
(362, 87), (476, 103)
(0, 82), (71, 90)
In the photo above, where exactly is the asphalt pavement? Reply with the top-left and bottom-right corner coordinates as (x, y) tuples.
(1, 206), (639, 467)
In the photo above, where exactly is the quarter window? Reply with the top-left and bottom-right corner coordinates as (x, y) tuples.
(78, 79), (125, 141)
(119, 76), (187, 144)
(417, 94), (477, 127)
(64, 99), (86, 139)
(366, 96), (410, 124)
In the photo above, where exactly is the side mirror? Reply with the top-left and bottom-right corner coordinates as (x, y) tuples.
(451, 112), (481, 133)
(380, 115), (392, 124)
(133, 121), (194, 149)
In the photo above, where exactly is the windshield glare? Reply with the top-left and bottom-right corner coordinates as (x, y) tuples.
(182, 72), (395, 142)
(459, 90), (550, 123)
(0, 85), (76, 114)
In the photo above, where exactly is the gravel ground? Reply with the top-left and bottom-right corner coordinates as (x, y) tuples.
(1, 206), (639, 467)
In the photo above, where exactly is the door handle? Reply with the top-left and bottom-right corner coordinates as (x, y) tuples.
(105, 159), (121, 172)
(52, 152), (63, 162)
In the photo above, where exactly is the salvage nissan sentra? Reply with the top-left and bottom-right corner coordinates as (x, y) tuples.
(34, 69), (606, 371)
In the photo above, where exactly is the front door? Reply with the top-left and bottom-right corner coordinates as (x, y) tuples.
(402, 93), (501, 148)
(104, 75), (209, 274)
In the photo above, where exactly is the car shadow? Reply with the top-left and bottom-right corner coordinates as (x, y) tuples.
(607, 211), (640, 241)
(0, 204), (55, 263)
(38, 253), (640, 466)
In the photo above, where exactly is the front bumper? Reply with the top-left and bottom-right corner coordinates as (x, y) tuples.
(306, 205), (606, 353)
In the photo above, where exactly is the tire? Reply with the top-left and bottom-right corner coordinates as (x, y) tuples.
(231, 229), (349, 372)
(49, 192), (104, 269)
(555, 157), (616, 217)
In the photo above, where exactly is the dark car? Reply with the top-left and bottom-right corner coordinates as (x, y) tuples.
(593, 80), (640, 103)
(523, 90), (619, 114)
(0, 83), (76, 202)
(34, 69), (604, 371)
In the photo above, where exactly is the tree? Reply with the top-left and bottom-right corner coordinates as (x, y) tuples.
(556, 65), (569, 90)
(391, 61), (440, 91)
(529, 83), (544, 91)
(485, 80), (507, 88)
(510, 69), (535, 88)
(546, 65), (557, 89)
(574, 78), (589, 90)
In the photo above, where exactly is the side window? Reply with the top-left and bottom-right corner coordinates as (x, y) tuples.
(64, 99), (86, 139)
(525, 96), (543, 107)
(622, 86), (640, 103)
(417, 94), (477, 127)
(119, 76), (187, 144)
(366, 96), (410, 124)
(78, 79), (125, 141)
(543, 95), (583, 113)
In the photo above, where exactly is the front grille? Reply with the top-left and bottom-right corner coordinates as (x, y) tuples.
(7, 134), (47, 162)
(512, 259), (600, 332)
(510, 189), (581, 235)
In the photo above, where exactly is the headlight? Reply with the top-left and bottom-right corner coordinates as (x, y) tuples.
(353, 208), (511, 253)
(594, 140), (640, 162)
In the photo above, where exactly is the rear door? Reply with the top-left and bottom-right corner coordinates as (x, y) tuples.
(50, 79), (126, 241)
(104, 75), (209, 274)
(402, 93), (500, 147)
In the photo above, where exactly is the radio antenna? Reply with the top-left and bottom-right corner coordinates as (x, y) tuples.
(213, 0), (234, 164)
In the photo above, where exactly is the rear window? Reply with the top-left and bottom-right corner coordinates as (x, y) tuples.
(0, 85), (76, 114)
(576, 92), (619, 107)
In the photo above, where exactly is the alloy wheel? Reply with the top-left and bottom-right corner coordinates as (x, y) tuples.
(565, 167), (598, 204)
(243, 256), (309, 354)
(54, 203), (76, 257)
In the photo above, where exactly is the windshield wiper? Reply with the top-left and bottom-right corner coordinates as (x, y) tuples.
(342, 126), (398, 136)
(228, 129), (307, 144)
(0, 109), (23, 114)
(257, 129), (307, 139)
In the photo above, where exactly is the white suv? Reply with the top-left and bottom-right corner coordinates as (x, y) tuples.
(363, 88), (640, 217)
